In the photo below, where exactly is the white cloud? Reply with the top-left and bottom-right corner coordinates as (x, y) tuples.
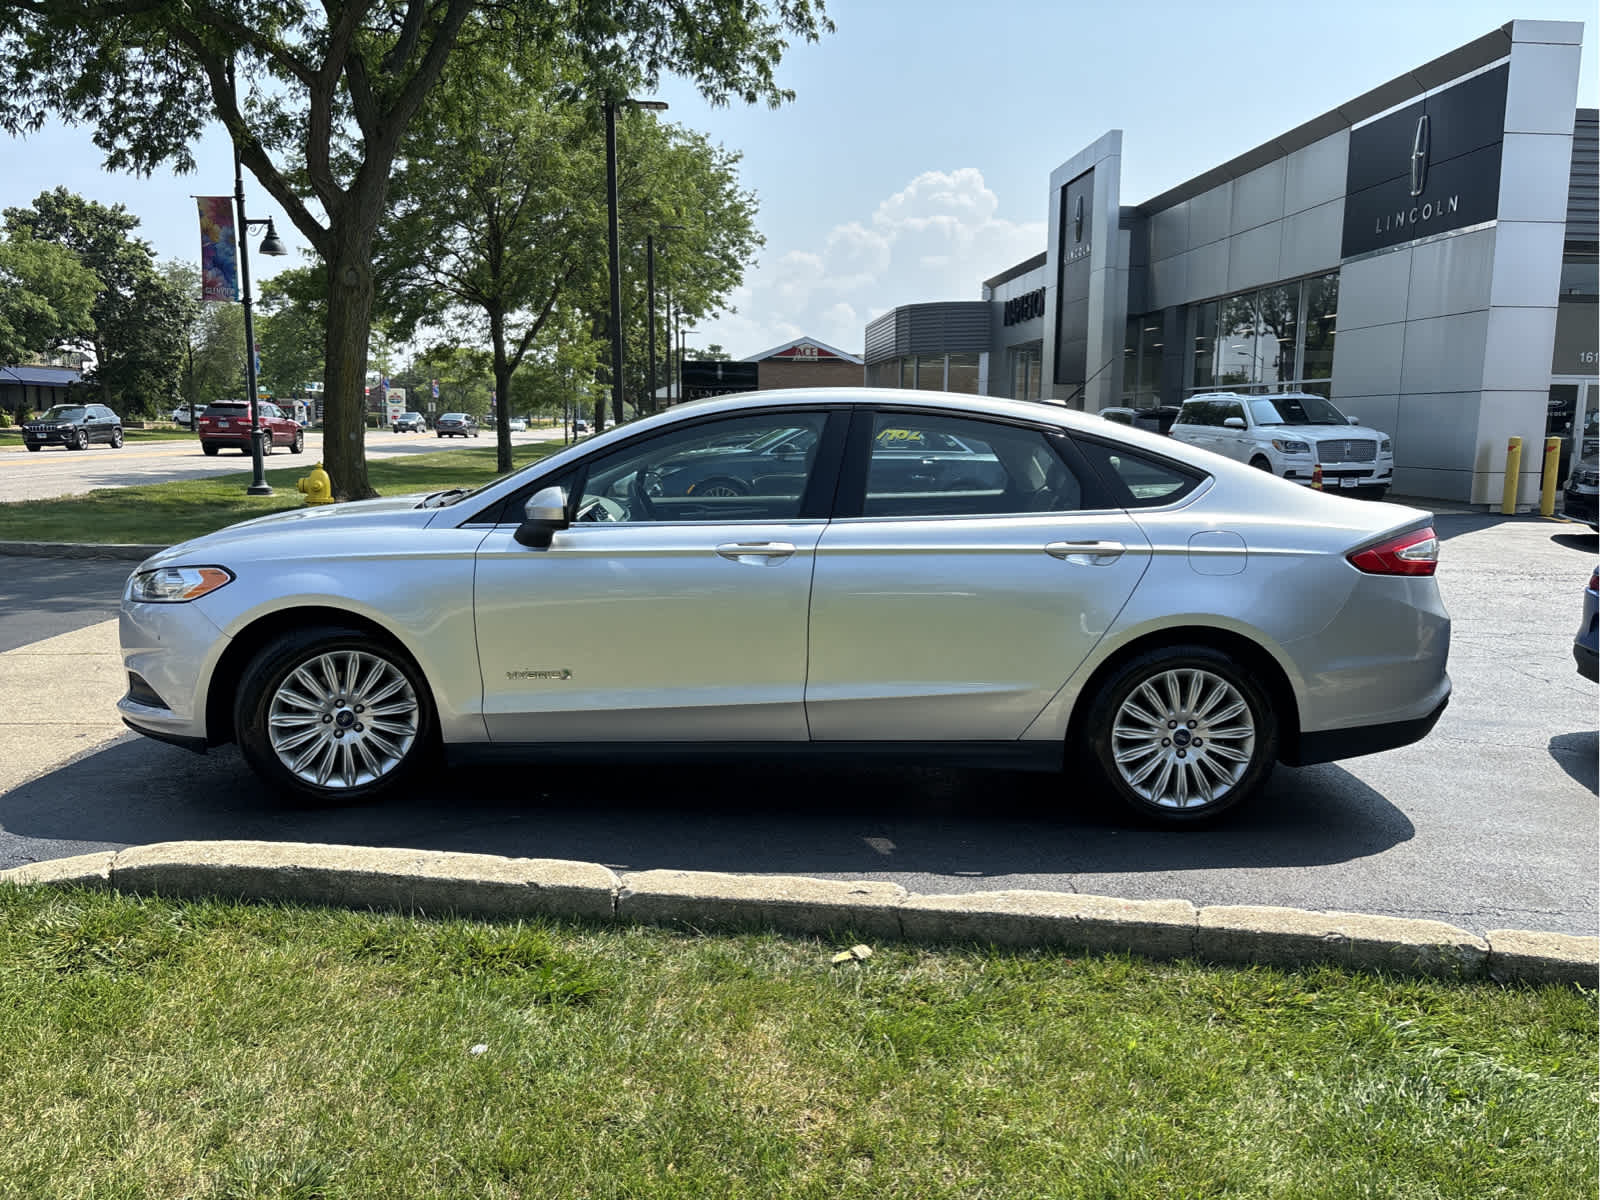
(689, 167), (1044, 359)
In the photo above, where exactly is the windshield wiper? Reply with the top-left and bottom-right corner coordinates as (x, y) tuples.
(419, 487), (469, 508)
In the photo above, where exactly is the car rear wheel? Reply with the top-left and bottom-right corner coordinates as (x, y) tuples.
(202, 443), (219, 456)
(1083, 645), (1278, 826)
(235, 627), (437, 804)
(695, 477), (749, 498)
(110, 427), (124, 448)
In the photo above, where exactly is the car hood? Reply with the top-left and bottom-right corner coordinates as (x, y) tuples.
(23, 417), (80, 428)
(139, 494), (439, 569)
(1259, 423), (1389, 443)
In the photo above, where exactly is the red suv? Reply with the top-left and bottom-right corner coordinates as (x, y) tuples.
(198, 401), (304, 456)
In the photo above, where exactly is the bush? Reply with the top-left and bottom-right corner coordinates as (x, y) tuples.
(0, 410), (11, 428)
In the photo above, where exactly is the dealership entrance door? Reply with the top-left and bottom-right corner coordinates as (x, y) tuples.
(1548, 380), (1597, 488)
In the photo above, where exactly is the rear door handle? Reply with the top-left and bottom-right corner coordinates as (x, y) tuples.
(1045, 540), (1126, 565)
(716, 541), (796, 565)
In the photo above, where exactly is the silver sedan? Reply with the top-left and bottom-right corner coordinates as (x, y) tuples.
(117, 389), (1451, 826)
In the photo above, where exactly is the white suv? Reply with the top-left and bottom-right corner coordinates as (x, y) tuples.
(1170, 391), (1393, 498)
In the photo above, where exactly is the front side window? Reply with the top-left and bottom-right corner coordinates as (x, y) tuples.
(1250, 394), (1349, 426)
(861, 412), (1084, 518)
(576, 412), (830, 523)
(1222, 401), (1248, 426)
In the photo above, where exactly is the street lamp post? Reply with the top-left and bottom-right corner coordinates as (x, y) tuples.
(648, 223), (685, 413)
(232, 142), (287, 496)
(603, 96), (667, 428)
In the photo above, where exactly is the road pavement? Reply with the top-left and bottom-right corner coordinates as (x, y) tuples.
(0, 427), (572, 502)
(0, 513), (1594, 937)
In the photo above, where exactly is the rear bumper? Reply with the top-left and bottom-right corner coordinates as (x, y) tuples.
(1561, 488), (1597, 527)
(1286, 688), (1450, 766)
(1576, 637), (1599, 682)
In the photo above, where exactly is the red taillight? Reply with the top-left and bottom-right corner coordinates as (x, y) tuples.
(1347, 526), (1439, 576)
(1588, 570), (1598, 595)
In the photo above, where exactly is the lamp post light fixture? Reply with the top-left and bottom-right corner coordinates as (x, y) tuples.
(233, 143), (288, 496)
(604, 95), (667, 428)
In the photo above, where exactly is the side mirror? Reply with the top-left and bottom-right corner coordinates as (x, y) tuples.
(1348, 415), (1360, 425)
(513, 485), (569, 549)
(1223, 417), (1246, 430)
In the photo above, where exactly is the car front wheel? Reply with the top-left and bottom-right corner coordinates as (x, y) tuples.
(1083, 645), (1278, 825)
(291, 430), (304, 454)
(234, 627), (437, 804)
(73, 430), (89, 450)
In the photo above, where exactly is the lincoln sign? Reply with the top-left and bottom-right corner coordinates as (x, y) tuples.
(1340, 64), (1507, 259)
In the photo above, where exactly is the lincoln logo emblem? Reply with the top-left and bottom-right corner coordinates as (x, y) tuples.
(1410, 113), (1430, 198)
(1073, 195), (1085, 242)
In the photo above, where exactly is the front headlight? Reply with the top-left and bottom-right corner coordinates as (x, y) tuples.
(1271, 438), (1311, 455)
(126, 566), (234, 604)
(1381, 438), (1393, 453)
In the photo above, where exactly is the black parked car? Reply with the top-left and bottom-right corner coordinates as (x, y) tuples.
(22, 403), (124, 451)
(435, 412), (479, 438)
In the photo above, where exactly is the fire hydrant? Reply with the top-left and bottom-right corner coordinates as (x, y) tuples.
(297, 462), (334, 505)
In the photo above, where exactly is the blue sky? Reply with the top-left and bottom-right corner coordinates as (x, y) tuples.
(1, 2), (1595, 362)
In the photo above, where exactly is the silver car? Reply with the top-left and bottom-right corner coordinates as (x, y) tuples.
(118, 389), (1451, 826)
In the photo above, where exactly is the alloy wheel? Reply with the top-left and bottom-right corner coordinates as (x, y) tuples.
(1109, 667), (1256, 810)
(266, 650), (419, 790)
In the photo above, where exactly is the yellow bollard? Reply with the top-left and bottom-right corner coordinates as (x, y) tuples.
(296, 462), (335, 505)
(1540, 436), (1561, 517)
(1501, 437), (1523, 515)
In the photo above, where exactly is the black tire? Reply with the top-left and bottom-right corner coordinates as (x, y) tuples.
(25, 443), (40, 452)
(110, 427), (124, 448)
(436, 431), (443, 438)
(202, 443), (219, 456)
(234, 625), (438, 805)
(1249, 456), (1273, 472)
(73, 429), (89, 451)
(1082, 644), (1278, 826)
(291, 430), (304, 455)
(262, 436), (274, 456)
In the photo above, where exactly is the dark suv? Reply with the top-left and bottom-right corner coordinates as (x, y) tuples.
(197, 401), (304, 456)
(22, 403), (124, 451)
(392, 411), (427, 433)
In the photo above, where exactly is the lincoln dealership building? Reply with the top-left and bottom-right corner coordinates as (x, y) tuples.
(864, 20), (1597, 506)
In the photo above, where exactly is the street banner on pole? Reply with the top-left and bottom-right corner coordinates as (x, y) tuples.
(197, 197), (239, 302)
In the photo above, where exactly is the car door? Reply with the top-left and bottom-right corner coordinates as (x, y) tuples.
(1172, 401), (1215, 453)
(805, 409), (1152, 742)
(472, 408), (845, 743)
(1213, 398), (1250, 461)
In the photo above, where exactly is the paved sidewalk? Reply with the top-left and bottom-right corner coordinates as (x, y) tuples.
(0, 619), (126, 797)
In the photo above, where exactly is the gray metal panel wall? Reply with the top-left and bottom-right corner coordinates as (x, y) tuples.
(862, 302), (992, 363)
(1568, 109), (1598, 249)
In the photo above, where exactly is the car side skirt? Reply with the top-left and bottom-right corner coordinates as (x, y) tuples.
(445, 740), (1066, 772)
(1282, 694), (1449, 767)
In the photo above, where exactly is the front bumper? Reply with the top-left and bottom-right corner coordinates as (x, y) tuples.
(117, 598), (230, 746)
(21, 427), (75, 446)
(1561, 487), (1597, 527)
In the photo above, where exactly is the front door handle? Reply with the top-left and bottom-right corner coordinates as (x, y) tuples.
(1045, 540), (1126, 565)
(716, 541), (796, 565)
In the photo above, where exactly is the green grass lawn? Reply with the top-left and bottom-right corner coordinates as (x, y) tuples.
(0, 427), (196, 445)
(0, 444), (554, 544)
(0, 887), (1592, 1200)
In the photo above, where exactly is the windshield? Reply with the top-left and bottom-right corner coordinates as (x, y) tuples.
(40, 406), (87, 421)
(1250, 395), (1350, 426)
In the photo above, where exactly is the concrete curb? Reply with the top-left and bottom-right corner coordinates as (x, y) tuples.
(0, 540), (165, 561)
(3, 841), (1595, 987)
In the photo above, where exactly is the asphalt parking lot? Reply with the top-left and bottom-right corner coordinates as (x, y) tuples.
(0, 512), (1594, 937)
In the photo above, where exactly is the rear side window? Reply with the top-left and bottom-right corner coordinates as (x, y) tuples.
(1072, 437), (1205, 508)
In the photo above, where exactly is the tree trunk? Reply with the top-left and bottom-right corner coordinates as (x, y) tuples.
(94, 335), (114, 407)
(321, 237), (378, 501)
(490, 307), (513, 475)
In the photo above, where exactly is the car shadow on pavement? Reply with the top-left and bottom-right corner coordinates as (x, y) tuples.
(1549, 731), (1599, 796)
(1551, 530), (1599, 552)
(0, 735), (1414, 881)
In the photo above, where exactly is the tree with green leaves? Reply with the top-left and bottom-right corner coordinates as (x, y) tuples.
(4, 189), (189, 415)
(162, 260), (245, 413)
(256, 267), (328, 403)
(379, 58), (760, 470)
(0, 231), (99, 370)
(0, 0), (831, 498)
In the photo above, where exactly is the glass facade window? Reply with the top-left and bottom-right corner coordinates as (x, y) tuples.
(1186, 272), (1339, 399)
(946, 352), (980, 394)
(1120, 318), (1165, 407)
(1189, 300), (1218, 389)
(899, 357), (914, 390)
(1008, 344), (1042, 401)
(915, 354), (946, 389)
(1302, 273), (1338, 382)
